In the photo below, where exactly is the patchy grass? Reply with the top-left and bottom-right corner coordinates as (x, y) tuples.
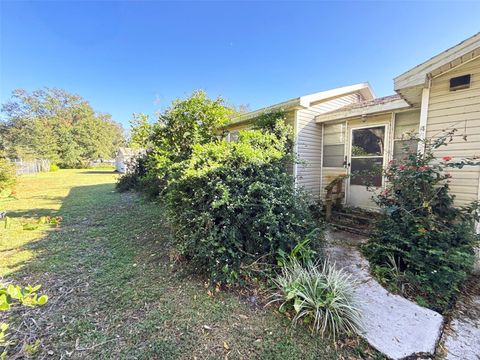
(1, 170), (379, 359)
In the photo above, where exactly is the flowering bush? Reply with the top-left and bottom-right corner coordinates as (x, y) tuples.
(363, 130), (479, 311)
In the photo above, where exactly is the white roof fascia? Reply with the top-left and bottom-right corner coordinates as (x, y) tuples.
(394, 33), (480, 91)
(229, 83), (375, 127)
(299, 82), (375, 107)
(315, 98), (410, 123)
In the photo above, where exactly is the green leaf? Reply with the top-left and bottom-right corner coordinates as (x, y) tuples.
(293, 298), (302, 313)
(37, 295), (48, 305)
(0, 295), (10, 311)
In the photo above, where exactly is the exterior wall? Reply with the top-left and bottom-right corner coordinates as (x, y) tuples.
(115, 154), (125, 173)
(296, 94), (361, 195)
(225, 122), (250, 133)
(318, 113), (393, 201)
(426, 56), (480, 206)
(319, 110), (421, 203)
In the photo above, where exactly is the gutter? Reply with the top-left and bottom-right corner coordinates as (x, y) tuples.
(226, 98), (304, 128)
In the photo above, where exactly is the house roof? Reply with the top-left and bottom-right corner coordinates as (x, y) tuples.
(227, 83), (375, 127)
(315, 94), (410, 123)
(394, 32), (480, 92)
(117, 147), (145, 157)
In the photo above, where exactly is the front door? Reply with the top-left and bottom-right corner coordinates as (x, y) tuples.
(347, 125), (386, 209)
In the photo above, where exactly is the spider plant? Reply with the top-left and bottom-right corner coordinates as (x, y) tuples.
(269, 259), (362, 340)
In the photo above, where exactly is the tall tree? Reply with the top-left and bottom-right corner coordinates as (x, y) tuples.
(1, 88), (125, 167)
(128, 113), (153, 149)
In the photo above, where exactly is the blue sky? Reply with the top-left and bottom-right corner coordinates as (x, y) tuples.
(1, 1), (479, 127)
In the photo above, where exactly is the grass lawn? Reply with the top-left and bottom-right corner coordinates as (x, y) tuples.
(0, 170), (377, 359)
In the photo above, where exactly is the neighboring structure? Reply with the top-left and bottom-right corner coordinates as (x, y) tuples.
(115, 147), (145, 173)
(225, 32), (480, 210)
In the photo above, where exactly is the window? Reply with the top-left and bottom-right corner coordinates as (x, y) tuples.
(226, 130), (239, 142)
(350, 126), (385, 187)
(393, 110), (420, 160)
(323, 122), (345, 167)
(450, 74), (471, 91)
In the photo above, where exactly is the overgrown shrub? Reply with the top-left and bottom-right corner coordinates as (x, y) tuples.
(363, 130), (479, 311)
(268, 260), (361, 340)
(118, 92), (324, 284)
(0, 159), (16, 195)
(166, 123), (323, 283)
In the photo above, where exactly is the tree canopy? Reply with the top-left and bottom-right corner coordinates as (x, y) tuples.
(127, 113), (153, 149)
(1, 88), (125, 167)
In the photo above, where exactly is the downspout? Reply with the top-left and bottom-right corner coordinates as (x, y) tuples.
(418, 79), (431, 154)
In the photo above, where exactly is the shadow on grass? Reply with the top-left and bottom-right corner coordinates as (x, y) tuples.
(81, 170), (117, 175)
(4, 180), (370, 360)
(1, 183), (118, 275)
(4, 208), (59, 218)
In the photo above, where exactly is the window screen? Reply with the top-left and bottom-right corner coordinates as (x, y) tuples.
(323, 122), (345, 167)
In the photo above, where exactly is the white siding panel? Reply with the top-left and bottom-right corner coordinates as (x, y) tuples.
(296, 94), (360, 195)
(426, 56), (480, 206)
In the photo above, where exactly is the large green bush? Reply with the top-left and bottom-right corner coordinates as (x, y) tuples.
(118, 91), (323, 284)
(167, 124), (322, 283)
(0, 158), (16, 195)
(363, 131), (479, 311)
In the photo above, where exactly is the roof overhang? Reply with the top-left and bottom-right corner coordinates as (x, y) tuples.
(394, 32), (480, 105)
(227, 82), (375, 127)
(315, 98), (410, 123)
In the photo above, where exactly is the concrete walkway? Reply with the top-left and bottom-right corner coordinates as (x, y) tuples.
(441, 280), (480, 360)
(325, 229), (444, 360)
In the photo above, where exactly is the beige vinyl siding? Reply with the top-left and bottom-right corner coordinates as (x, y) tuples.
(393, 110), (420, 160)
(426, 56), (480, 206)
(296, 94), (361, 195)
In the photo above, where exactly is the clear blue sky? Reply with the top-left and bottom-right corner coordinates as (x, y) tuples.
(1, 1), (479, 127)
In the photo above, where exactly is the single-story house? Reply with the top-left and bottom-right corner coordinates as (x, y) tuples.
(226, 32), (480, 210)
(115, 147), (145, 173)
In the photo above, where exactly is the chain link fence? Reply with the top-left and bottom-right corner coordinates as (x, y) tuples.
(13, 159), (51, 175)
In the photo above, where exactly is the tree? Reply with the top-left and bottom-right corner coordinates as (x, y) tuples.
(151, 90), (233, 163)
(1, 88), (125, 167)
(128, 113), (153, 149)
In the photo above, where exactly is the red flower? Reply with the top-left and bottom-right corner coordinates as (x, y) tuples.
(399, 165), (406, 171)
(442, 156), (452, 161)
(445, 172), (452, 178)
(418, 166), (428, 172)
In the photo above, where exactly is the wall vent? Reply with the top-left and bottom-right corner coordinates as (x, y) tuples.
(449, 74), (471, 91)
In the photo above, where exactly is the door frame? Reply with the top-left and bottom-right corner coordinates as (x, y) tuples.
(345, 123), (390, 207)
